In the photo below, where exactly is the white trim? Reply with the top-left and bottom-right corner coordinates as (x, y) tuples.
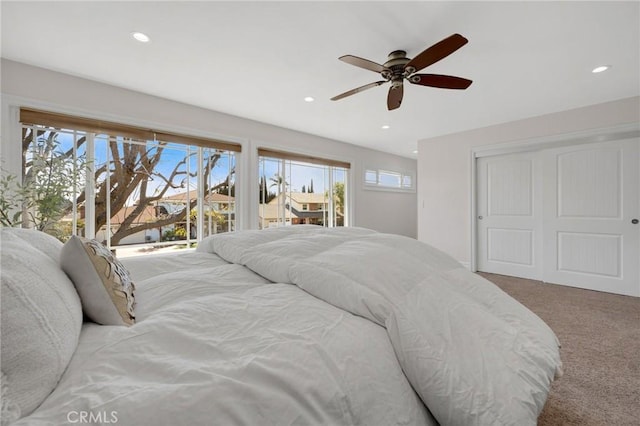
(328, 165), (334, 227)
(2, 94), (248, 148)
(2, 105), (23, 180)
(196, 148), (205, 240)
(469, 122), (640, 275)
(472, 123), (640, 158)
(252, 140), (355, 229)
(469, 150), (478, 272)
(85, 133), (96, 239)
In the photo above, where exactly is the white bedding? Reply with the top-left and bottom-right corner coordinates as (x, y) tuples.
(15, 251), (435, 426)
(198, 226), (563, 425)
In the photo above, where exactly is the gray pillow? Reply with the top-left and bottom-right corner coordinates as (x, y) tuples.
(60, 236), (136, 326)
(0, 228), (83, 419)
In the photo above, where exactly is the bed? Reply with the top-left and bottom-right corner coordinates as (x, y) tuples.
(1, 226), (562, 425)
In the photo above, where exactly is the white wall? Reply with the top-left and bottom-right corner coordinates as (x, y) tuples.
(0, 59), (418, 237)
(417, 96), (640, 263)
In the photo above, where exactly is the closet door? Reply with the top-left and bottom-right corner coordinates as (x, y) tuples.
(476, 152), (543, 280)
(542, 139), (639, 297)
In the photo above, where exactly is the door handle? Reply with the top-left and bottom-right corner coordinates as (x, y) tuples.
(633, 219), (639, 224)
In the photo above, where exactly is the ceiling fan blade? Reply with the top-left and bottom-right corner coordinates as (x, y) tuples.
(405, 33), (468, 73)
(331, 81), (387, 101)
(339, 55), (389, 73)
(387, 84), (404, 110)
(409, 74), (472, 89)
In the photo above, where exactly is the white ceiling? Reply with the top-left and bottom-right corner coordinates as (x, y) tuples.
(2, 1), (639, 158)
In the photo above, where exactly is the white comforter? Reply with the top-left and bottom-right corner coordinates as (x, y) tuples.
(197, 226), (563, 425)
(16, 251), (434, 426)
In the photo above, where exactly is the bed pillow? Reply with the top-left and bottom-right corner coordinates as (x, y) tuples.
(60, 236), (136, 326)
(0, 228), (83, 419)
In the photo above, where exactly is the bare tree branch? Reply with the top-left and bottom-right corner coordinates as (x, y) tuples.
(20, 128), (234, 245)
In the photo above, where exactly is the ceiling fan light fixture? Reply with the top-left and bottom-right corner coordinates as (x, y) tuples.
(132, 32), (151, 43)
(592, 65), (610, 73)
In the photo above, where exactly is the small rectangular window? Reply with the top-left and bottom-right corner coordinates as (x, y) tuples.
(378, 170), (402, 187)
(364, 167), (415, 192)
(365, 170), (378, 185)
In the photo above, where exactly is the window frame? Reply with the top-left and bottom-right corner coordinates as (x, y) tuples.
(16, 108), (241, 253)
(257, 148), (351, 229)
(363, 167), (416, 193)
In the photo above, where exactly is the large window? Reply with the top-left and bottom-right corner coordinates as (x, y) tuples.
(13, 108), (239, 256)
(258, 149), (349, 229)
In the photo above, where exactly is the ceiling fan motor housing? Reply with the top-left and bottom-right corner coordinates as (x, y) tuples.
(381, 50), (411, 80)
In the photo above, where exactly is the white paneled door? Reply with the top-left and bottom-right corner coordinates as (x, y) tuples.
(476, 138), (640, 297)
(477, 152), (543, 280)
(542, 139), (639, 297)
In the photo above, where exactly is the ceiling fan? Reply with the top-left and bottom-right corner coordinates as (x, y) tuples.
(331, 33), (472, 111)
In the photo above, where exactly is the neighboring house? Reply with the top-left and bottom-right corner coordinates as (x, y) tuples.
(157, 190), (236, 235)
(158, 190), (235, 214)
(259, 192), (342, 228)
(95, 190), (235, 245)
(95, 205), (159, 245)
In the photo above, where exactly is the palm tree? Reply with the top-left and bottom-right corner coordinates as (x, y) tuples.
(269, 174), (288, 194)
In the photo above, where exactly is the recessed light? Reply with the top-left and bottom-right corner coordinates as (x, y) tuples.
(592, 65), (610, 73)
(381, 125), (390, 130)
(304, 96), (315, 102)
(132, 32), (151, 43)
(413, 150), (419, 154)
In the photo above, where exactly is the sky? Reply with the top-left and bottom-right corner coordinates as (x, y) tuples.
(39, 130), (233, 201)
(31, 128), (346, 207)
(259, 157), (346, 195)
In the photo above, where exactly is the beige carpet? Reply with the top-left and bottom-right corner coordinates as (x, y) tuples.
(479, 273), (640, 426)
